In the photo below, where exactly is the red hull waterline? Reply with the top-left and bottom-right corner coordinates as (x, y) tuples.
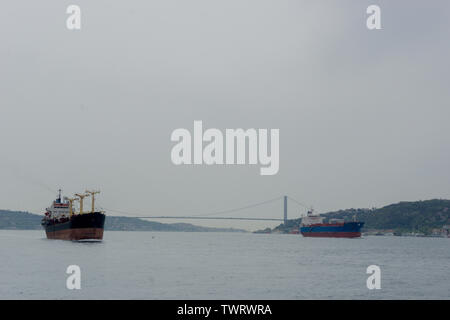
(301, 232), (362, 238)
(46, 228), (104, 241)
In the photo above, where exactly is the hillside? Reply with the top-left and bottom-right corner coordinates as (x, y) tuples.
(266, 199), (450, 235)
(0, 210), (42, 230)
(0, 210), (246, 232)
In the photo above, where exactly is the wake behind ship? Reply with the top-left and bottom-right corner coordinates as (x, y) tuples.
(300, 210), (364, 238)
(41, 190), (105, 241)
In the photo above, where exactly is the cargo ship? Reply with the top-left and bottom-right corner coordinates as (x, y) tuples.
(41, 189), (105, 241)
(300, 209), (364, 238)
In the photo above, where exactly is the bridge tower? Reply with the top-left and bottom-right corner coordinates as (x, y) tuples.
(284, 195), (287, 224)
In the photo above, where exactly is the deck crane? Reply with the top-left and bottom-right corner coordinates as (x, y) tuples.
(85, 190), (100, 213)
(74, 193), (89, 215)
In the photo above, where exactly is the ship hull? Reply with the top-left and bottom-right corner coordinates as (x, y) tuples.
(42, 212), (105, 241)
(46, 228), (104, 240)
(300, 222), (364, 238)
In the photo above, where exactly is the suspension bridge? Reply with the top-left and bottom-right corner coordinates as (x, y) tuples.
(105, 195), (310, 225)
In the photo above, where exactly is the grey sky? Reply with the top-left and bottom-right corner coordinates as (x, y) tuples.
(1, 1), (449, 230)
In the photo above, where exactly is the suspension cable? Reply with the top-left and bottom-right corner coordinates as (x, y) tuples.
(287, 196), (310, 209)
(103, 196), (284, 218)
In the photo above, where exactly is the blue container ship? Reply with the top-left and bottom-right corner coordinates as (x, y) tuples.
(300, 210), (364, 238)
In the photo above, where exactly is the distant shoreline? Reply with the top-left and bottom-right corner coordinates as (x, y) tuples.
(0, 210), (247, 233)
(2, 198), (450, 237)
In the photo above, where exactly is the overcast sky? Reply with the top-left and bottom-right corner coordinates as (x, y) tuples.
(1, 1), (449, 230)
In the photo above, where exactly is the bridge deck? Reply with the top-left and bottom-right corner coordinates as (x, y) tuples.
(133, 216), (284, 221)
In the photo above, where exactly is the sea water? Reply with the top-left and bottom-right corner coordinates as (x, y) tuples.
(0, 230), (449, 299)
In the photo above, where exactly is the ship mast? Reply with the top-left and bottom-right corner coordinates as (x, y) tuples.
(75, 193), (89, 214)
(85, 190), (100, 213)
(67, 197), (78, 217)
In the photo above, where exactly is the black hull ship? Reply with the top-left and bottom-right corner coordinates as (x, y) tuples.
(41, 190), (106, 241)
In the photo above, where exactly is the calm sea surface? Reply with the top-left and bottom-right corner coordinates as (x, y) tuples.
(0, 230), (449, 299)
